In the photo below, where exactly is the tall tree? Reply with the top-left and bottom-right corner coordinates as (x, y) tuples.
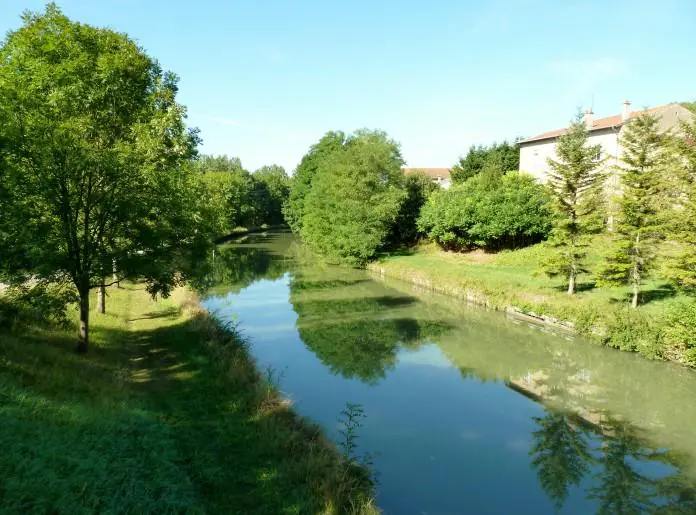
(598, 113), (666, 307)
(284, 131), (347, 233)
(663, 117), (696, 292)
(450, 140), (520, 183)
(544, 115), (606, 294)
(300, 129), (406, 265)
(0, 5), (211, 352)
(254, 165), (290, 226)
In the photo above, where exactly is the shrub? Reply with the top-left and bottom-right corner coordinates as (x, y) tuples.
(387, 172), (440, 247)
(417, 172), (553, 251)
(661, 300), (696, 365)
(603, 308), (662, 360)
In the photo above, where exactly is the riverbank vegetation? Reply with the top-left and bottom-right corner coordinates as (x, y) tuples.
(0, 5), (376, 512)
(198, 155), (290, 235)
(0, 283), (377, 513)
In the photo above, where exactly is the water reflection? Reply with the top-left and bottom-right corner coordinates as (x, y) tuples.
(205, 233), (696, 514)
(289, 272), (450, 383)
(530, 411), (592, 511)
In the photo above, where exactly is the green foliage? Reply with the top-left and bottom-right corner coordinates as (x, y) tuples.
(598, 113), (666, 307)
(530, 411), (592, 511)
(662, 117), (696, 291)
(603, 308), (663, 359)
(0, 282), (74, 330)
(0, 284), (378, 514)
(284, 131), (347, 233)
(254, 164), (290, 226)
(543, 115), (606, 294)
(387, 171), (440, 247)
(0, 5), (213, 351)
(450, 140), (520, 183)
(198, 160), (289, 233)
(661, 300), (696, 365)
(197, 154), (244, 173)
(300, 129), (406, 265)
(418, 172), (553, 250)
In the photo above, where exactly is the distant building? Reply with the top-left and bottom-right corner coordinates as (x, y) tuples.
(402, 167), (452, 189)
(518, 101), (694, 184)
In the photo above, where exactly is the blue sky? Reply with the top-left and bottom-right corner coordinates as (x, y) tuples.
(1, 1), (694, 172)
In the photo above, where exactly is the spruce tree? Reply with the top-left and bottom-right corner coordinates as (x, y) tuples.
(664, 117), (696, 291)
(599, 113), (665, 307)
(544, 115), (606, 294)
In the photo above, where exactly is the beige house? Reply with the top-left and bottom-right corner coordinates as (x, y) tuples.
(518, 101), (694, 183)
(402, 167), (452, 189)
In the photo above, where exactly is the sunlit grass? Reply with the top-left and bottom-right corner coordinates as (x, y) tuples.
(372, 237), (691, 363)
(0, 283), (377, 513)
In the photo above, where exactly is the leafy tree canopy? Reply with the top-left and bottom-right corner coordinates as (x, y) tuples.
(284, 131), (348, 233)
(197, 154), (244, 173)
(0, 4), (213, 351)
(254, 165), (290, 226)
(300, 129), (406, 265)
(450, 140), (520, 183)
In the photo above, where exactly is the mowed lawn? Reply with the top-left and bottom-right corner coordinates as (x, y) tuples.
(0, 284), (376, 514)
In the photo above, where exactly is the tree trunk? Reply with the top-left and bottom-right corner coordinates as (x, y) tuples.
(97, 280), (106, 314)
(112, 258), (120, 288)
(567, 268), (576, 295)
(77, 288), (90, 353)
(631, 281), (639, 309)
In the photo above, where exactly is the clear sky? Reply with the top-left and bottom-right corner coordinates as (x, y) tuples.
(1, 1), (695, 172)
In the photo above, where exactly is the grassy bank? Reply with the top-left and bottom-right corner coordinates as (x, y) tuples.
(370, 238), (695, 366)
(0, 284), (377, 514)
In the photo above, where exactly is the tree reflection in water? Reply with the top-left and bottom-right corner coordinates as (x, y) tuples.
(207, 233), (696, 513)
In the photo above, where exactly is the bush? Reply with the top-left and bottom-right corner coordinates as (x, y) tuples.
(661, 300), (696, 365)
(387, 172), (440, 247)
(417, 172), (553, 251)
(603, 308), (662, 360)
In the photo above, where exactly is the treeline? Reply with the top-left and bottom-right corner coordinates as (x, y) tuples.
(197, 156), (290, 234)
(287, 109), (696, 312)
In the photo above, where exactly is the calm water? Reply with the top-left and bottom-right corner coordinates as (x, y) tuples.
(203, 232), (696, 515)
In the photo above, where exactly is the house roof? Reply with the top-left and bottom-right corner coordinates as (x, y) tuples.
(518, 103), (682, 145)
(402, 167), (451, 179)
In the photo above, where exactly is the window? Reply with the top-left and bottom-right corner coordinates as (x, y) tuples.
(592, 148), (602, 162)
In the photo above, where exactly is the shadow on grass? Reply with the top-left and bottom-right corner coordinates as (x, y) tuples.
(127, 307), (181, 322)
(605, 283), (678, 306)
(0, 314), (375, 513)
(551, 281), (597, 293)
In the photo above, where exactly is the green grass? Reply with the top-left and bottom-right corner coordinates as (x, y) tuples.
(371, 237), (694, 365)
(0, 284), (377, 514)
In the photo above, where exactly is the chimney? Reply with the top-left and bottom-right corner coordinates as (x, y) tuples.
(583, 109), (594, 129)
(622, 100), (631, 122)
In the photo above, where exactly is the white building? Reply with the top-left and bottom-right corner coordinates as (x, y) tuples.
(518, 101), (694, 183)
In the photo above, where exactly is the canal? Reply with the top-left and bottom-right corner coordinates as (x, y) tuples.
(203, 232), (696, 514)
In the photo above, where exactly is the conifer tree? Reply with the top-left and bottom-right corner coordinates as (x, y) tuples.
(599, 113), (665, 307)
(664, 117), (696, 291)
(544, 115), (606, 294)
